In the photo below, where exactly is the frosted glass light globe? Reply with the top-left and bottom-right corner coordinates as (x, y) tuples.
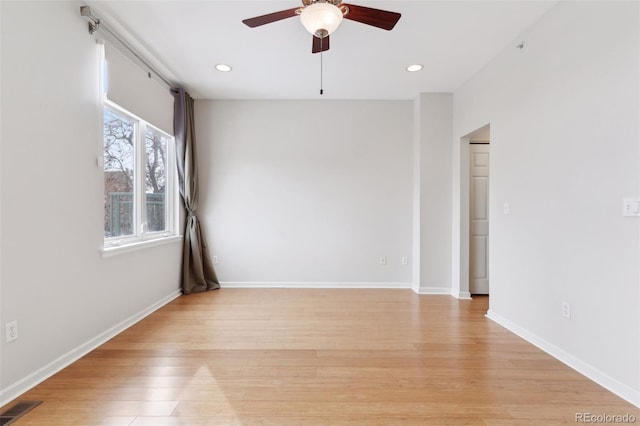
(300, 3), (343, 38)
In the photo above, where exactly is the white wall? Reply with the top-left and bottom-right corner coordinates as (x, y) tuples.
(453, 1), (639, 404)
(416, 94), (453, 293)
(0, 1), (182, 404)
(195, 100), (413, 286)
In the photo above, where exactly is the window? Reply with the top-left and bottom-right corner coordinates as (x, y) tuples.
(103, 100), (177, 248)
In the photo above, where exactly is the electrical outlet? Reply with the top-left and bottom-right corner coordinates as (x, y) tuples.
(401, 256), (408, 265)
(561, 302), (571, 319)
(212, 256), (219, 264)
(6, 320), (18, 343)
(379, 256), (387, 265)
(623, 198), (640, 216)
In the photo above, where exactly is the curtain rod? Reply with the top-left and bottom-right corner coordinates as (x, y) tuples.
(80, 5), (174, 90)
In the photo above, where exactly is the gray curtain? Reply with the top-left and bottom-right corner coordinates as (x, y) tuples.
(172, 88), (220, 294)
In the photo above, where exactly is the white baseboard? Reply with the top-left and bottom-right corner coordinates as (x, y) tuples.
(457, 291), (472, 299)
(486, 309), (640, 408)
(415, 286), (453, 295)
(0, 290), (182, 407)
(220, 281), (411, 289)
(221, 283), (464, 299)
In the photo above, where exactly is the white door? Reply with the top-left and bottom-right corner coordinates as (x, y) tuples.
(470, 144), (490, 294)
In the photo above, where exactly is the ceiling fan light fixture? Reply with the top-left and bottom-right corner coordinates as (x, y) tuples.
(300, 2), (343, 38)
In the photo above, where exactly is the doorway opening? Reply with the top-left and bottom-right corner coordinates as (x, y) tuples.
(456, 124), (490, 298)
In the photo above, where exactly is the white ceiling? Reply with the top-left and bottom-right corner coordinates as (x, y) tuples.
(85, 0), (558, 100)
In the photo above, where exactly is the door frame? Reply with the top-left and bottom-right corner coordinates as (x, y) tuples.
(452, 124), (490, 300)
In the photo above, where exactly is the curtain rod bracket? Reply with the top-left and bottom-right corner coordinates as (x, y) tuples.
(88, 20), (100, 35)
(79, 5), (173, 89)
(80, 6), (101, 34)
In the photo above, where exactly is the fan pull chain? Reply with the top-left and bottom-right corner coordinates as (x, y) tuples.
(320, 39), (324, 95)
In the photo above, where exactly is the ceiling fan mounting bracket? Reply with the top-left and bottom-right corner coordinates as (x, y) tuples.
(294, 2), (347, 18)
(302, 0), (343, 6)
(299, 1), (349, 19)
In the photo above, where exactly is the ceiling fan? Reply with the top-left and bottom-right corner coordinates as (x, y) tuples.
(242, 0), (401, 54)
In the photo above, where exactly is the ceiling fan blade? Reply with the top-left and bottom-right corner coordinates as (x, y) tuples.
(342, 4), (401, 31)
(312, 35), (330, 54)
(242, 7), (301, 28)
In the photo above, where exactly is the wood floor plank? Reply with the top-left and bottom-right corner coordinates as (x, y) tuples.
(3, 289), (638, 425)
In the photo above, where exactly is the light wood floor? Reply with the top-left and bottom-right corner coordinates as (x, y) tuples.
(6, 288), (639, 425)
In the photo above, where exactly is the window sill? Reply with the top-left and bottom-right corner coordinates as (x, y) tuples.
(102, 235), (182, 258)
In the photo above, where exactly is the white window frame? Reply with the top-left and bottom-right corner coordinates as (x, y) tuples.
(102, 99), (179, 253)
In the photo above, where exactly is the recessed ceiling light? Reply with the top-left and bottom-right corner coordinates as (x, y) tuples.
(215, 64), (232, 72)
(406, 64), (423, 72)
